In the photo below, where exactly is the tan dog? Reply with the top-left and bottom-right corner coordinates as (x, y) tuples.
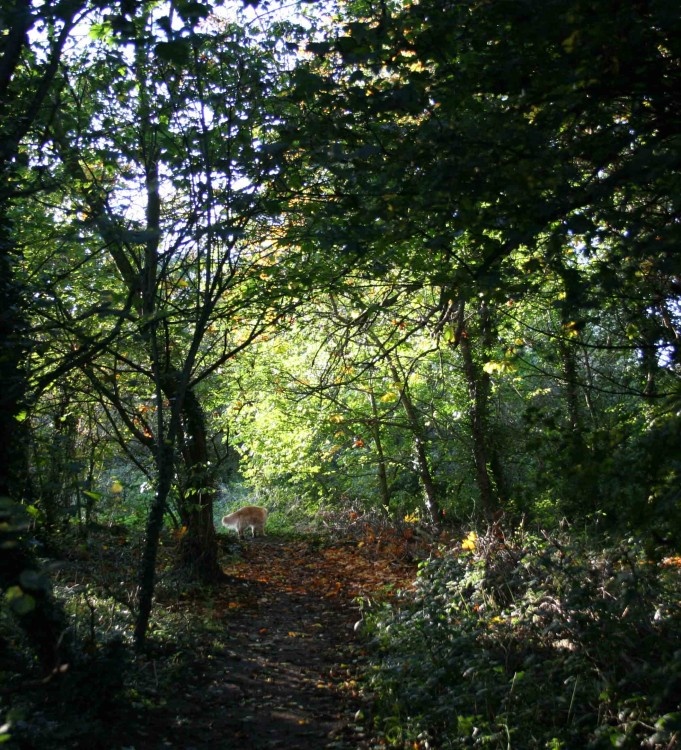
(221, 505), (268, 538)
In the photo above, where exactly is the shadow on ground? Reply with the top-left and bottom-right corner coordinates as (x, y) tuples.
(128, 536), (416, 749)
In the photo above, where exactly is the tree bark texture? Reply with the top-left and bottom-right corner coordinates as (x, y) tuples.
(176, 388), (221, 582)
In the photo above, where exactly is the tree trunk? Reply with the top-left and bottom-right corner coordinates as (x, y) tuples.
(559, 336), (583, 432)
(134, 439), (174, 651)
(638, 319), (660, 400)
(368, 388), (391, 513)
(134, 382), (222, 649)
(42, 389), (78, 531)
(412, 429), (441, 524)
(0, 214), (27, 502)
(177, 388), (221, 582)
(457, 301), (501, 521)
(0, 211), (73, 673)
(384, 358), (443, 524)
(0, 1), (81, 673)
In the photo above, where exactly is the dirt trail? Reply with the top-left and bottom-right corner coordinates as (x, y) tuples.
(131, 535), (417, 750)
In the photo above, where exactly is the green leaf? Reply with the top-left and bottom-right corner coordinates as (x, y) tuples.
(175, 1), (210, 24)
(442, 323), (456, 344)
(655, 713), (681, 732)
(155, 40), (191, 65)
(292, 69), (329, 96)
(306, 41), (332, 56)
(89, 20), (114, 42)
(5, 586), (36, 616)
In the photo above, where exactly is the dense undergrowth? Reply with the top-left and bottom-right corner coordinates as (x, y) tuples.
(360, 529), (681, 749)
(3, 519), (681, 749)
(0, 516), (416, 748)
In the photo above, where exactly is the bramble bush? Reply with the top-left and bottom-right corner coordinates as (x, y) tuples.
(360, 530), (681, 749)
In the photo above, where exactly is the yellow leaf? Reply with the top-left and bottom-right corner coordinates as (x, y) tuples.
(461, 531), (478, 551)
(563, 321), (580, 338)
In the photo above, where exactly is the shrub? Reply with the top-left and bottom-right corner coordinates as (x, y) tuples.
(361, 531), (681, 748)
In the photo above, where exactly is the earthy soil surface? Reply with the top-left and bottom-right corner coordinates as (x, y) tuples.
(127, 533), (419, 750)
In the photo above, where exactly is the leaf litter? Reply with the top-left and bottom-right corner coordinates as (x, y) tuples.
(127, 529), (421, 749)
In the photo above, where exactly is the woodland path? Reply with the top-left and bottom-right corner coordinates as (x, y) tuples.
(128, 533), (419, 750)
